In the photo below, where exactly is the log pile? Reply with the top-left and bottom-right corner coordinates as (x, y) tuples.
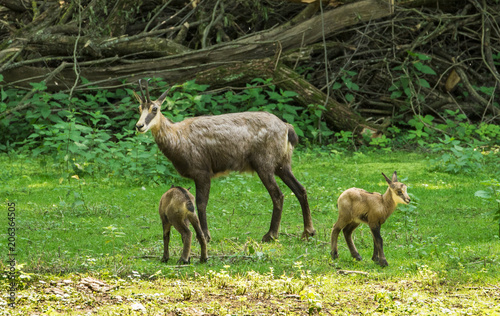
(0, 0), (499, 130)
(302, 0), (500, 124)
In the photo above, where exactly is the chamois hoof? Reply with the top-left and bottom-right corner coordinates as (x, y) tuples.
(354, 255), (362, 261)
(374, 259), (388, 267)
(301, 229), (316, 240)
(200, 257), (208, 263)
(330, 251), (339, 260)
(177, 258), (190, 265)
(160, 256), (169, 263)
(262, 232), (277, 243)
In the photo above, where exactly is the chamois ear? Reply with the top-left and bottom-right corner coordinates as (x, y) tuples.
(391, 171), (398, 182)
(157, 86), (173, 104)
(382, 172), (392, 185)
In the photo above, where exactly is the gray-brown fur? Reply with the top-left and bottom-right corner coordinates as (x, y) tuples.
(330, 171), (410, 267)
(159, 186), (208, 264)
(134, 80), (316, 242)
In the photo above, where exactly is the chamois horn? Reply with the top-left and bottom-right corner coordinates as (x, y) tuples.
(145, 79), (151, 103)
(137, 79), (146, 103)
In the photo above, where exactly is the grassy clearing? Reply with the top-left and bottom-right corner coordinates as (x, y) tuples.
(1, 149), (499, 315)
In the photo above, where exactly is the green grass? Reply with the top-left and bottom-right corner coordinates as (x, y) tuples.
(1, 149), (499, 315)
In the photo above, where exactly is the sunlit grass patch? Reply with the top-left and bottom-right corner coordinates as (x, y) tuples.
(1, 149), (499, 314)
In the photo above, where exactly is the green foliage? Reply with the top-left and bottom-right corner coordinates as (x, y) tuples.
(389, 51), (436, 123)
(332, 69), (360, 103)
(389, 51), (436, 112)
(102, 224), (126, 261)
(0, 263), (35, 291)
(18, 108), (175, 184)
(383, 111), (499, 174)
(368, 134), (392, 151)
(164, 78), (333, 142)
(406, 115), (434, 146)
(1, 83), (139, 152)
(1, 78), (338, 183)
(429, 135), (484, 174)
(475, 179), (500, 236)
(333, 130), (354, 149)
(2, 76), (499, 178)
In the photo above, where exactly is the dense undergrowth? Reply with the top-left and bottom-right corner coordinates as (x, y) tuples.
(1, 76), (499, 183)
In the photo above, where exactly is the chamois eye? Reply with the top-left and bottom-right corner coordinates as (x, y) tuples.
(152, 107), (158, 113)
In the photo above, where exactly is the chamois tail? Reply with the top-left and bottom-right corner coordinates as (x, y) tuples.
(287, 125), (298, 147)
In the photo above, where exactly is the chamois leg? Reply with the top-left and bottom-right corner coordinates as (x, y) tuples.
(174, 220), (192, 264)
(276, 166), (316, 239)
(194, 175), (212, 243)
(370, 225), (388, 267)
(343, 222), (362, 261)
(188, 212), (208, 263)
(330, 221), (346, 260)
(161, 220), (172, 263)
(257, 169), (284, 242)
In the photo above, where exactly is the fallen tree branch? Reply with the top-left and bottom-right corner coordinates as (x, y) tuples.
(0, 62), (70, 119)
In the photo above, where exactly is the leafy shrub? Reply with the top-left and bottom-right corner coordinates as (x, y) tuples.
(161, 78), (333, 142)
(333, 130), (354, 150)
(389, 51), (436, 112)
(429, 135), (484, 174)
(331, 69), (360, 103)
(1, 78), (337, 183)
(406, 115), (435, 147)
(398, 111), (499, 174)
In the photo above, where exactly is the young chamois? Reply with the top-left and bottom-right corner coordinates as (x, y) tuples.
(330, 171), (410, 267)
(159, 186), (208, 264)
(134, 79), (316, 243)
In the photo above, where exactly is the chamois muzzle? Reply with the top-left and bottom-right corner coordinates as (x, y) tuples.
(136, 123), (145, 132)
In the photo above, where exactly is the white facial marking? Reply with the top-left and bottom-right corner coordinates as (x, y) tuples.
(136, 110), (151, 133)
(392, 185), (410, 205)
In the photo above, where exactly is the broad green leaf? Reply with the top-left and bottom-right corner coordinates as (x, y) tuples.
(420, 65), (437, 75)
(40, 106), (51, 119)
(332, 82), (342, 90)
(391, 91), (402, 99)
(419, 78), (431, 88)
(474, 190), (491, 199)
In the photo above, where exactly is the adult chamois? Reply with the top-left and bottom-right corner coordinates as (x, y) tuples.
(330, 171), (410, 267)
(134, 79), (316, 243)
(159, 186), (208, 264)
